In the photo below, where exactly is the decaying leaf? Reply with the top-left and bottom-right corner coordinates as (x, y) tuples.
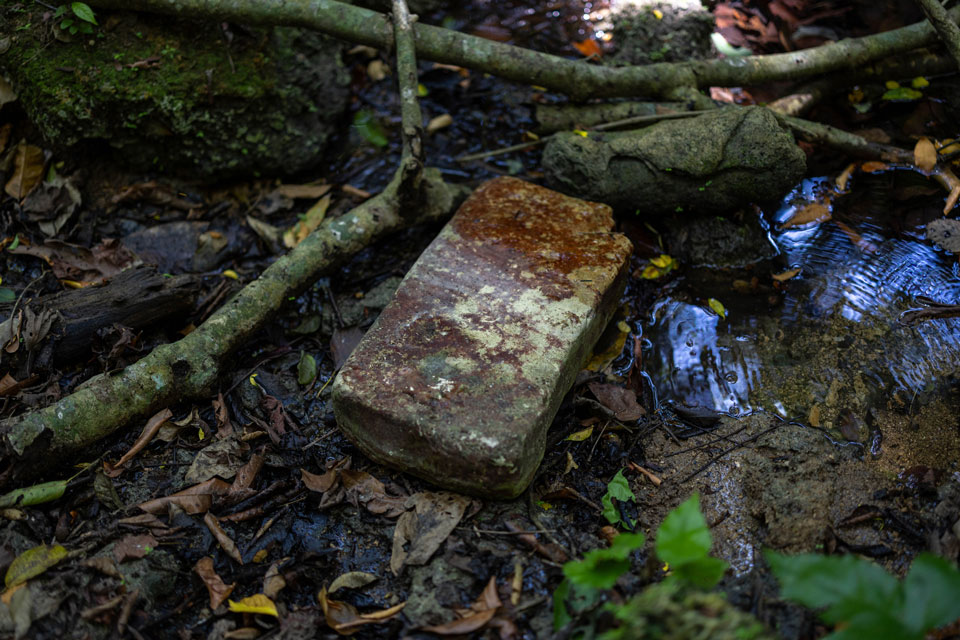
(194, 556), (236, 610)
(426, 113), (453, 133)
(104, 408), (173, 477)
(329, 571), (377, 594)
(318, 586), (405, 635)
(421, 577), (502, 635)
(138, 477), (232, 514)
(780, 202), (831, 228)
(263, 561), (287, 599)
(21, 174), (82, 237)
(283, 194), (331, 248)
(204, 512), (244, 564)
(341, 469), (408, 517)
(302, 468), (338, 493)
(10, 238), (136, 284)
(270, 183), (330, 200)
(390, 491), (472, 575)
(587, 382), (644, 422)
(926, 218), (960, 254)
(4, 140), (44, 200)
(184, 436), (246, 484)
(4, 544), (68, 588)
(112, 534), (157, 563)
(109, 180), (201, 211)
(914, 137), (937, 172)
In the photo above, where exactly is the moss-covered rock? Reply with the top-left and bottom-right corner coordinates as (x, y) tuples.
(0, 7), (348, 178)
(542, 106), (806, 215)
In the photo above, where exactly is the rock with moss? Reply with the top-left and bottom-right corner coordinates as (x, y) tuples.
(542, 107), (806, 215)
(0, 7), (348, 178)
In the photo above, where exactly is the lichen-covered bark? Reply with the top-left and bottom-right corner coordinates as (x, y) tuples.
(87, 0), (960, 100)
(0, 172), (468, 486)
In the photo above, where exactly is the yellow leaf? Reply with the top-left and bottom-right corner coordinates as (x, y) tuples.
(417, 83), (429, 97)
(640, 265), (663, 279)
(586, 320), (629, 371)
(5, 544), (68, 588)
(884, 80), (899, 90)
(912, 76), (929, 88)
(228, 594), (278, 617)
(565, 426), (594, 442)
(222, 269), (239, 280)
(914, 138), (937, 172)
(650, 254), (676, 269)
(283, 194), (331, 248)
(537, 501), (553, 510)
(573, 130), (588, 137)
(707, 298), (726, 319)
(772, 267), (801, 282)
(653, 8), (663, 19)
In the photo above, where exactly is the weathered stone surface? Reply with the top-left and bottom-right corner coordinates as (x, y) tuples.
(542, 106), (806, 215)
(332, 177), (633, 498)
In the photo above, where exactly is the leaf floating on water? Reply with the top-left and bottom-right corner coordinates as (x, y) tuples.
(772, 267), (801, 282)
(707, 298), (726, 319)
(780, 202), (831, 229)
(639, 253), (678, 279)
(914, 138), (937, 172)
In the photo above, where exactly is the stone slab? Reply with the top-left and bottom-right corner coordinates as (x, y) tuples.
(331, 177), (633, 498)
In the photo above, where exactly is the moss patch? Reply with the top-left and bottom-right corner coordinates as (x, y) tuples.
(0, 7), (348, 177)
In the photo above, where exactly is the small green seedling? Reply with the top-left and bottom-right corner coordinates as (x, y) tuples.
(54, 2), (97, 35)
(555, 492), (726, 632)
(601, 469), (636, 528)
(768, 550), (960, 640)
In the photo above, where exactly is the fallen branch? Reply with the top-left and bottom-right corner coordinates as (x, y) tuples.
(916, 0), (960, 70)
(86, 0), (960, 100)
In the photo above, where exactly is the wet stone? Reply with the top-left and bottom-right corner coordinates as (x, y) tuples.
(332, 177), (633, 498)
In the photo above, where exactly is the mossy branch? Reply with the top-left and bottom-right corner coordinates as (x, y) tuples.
(86, 0), (960, 100)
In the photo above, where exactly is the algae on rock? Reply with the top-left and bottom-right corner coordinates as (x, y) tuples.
(0, 7), (348, 177)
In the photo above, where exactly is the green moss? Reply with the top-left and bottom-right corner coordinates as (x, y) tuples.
(0, 6), (348, 177)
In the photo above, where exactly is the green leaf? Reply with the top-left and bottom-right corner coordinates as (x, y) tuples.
(901, 553), (960, 634)
(563, 532), (645, 589)
(552, 578), (571, 631)
(0, 480), (67, 509)
(297, 351), (317, 386)
(353, 110), (388, 147)
(766, 551), (899, 624)
(5, 544), (69, 588)
(70, 2), (97, 25)
(0, 288), (15, 303)
(881, 87), (922, 101)
(601, 469), (636, 526)
(656, 494), (728, 588)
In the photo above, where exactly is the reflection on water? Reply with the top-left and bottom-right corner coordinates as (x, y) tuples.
(645, 177), (960, 423)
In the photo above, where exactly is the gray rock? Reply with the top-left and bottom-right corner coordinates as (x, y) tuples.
(332, 177), (633, 498)
(543, 106), (806, 215)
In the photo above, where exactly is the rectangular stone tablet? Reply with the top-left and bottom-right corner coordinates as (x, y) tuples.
(331, 177), (633, 498)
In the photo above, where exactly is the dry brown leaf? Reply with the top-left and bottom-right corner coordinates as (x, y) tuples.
(771, 267), (801, 282)
(587, 382), (644, 421)
(914, 137), (938, 172)
(204, 512), (244, 564)
(421, 577), (501, 635)
(194, 556), (235, 610)
(4, 140), (44, 200)
(318, 586), (405, 635)
(104, 408), (173, 477)
(138, 477), (231, 514)
(231, 454), (264, 492)
(780, 202), (831, 229)
(0, 373), (19, 396)
(341, 469), (408, 518)
(390, 492), (471, 575)
(271, 183), (330, 199)
(835, 163), (856, 191)
(113, 534), (158, 563)
(0, 123), (12, 155)
(10, 238), (136, 284)
(329, 571), (377, 594)
(426, 113), (453, 134)
(302, 468), (338, 493)
(262, 561), (287, 599)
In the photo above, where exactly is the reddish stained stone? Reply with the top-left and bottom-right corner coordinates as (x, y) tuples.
(331, 177), (633, 498)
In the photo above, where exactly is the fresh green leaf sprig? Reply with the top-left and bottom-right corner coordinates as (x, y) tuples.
(768, 550), (960, 640)
(53, 2), (97, 36)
